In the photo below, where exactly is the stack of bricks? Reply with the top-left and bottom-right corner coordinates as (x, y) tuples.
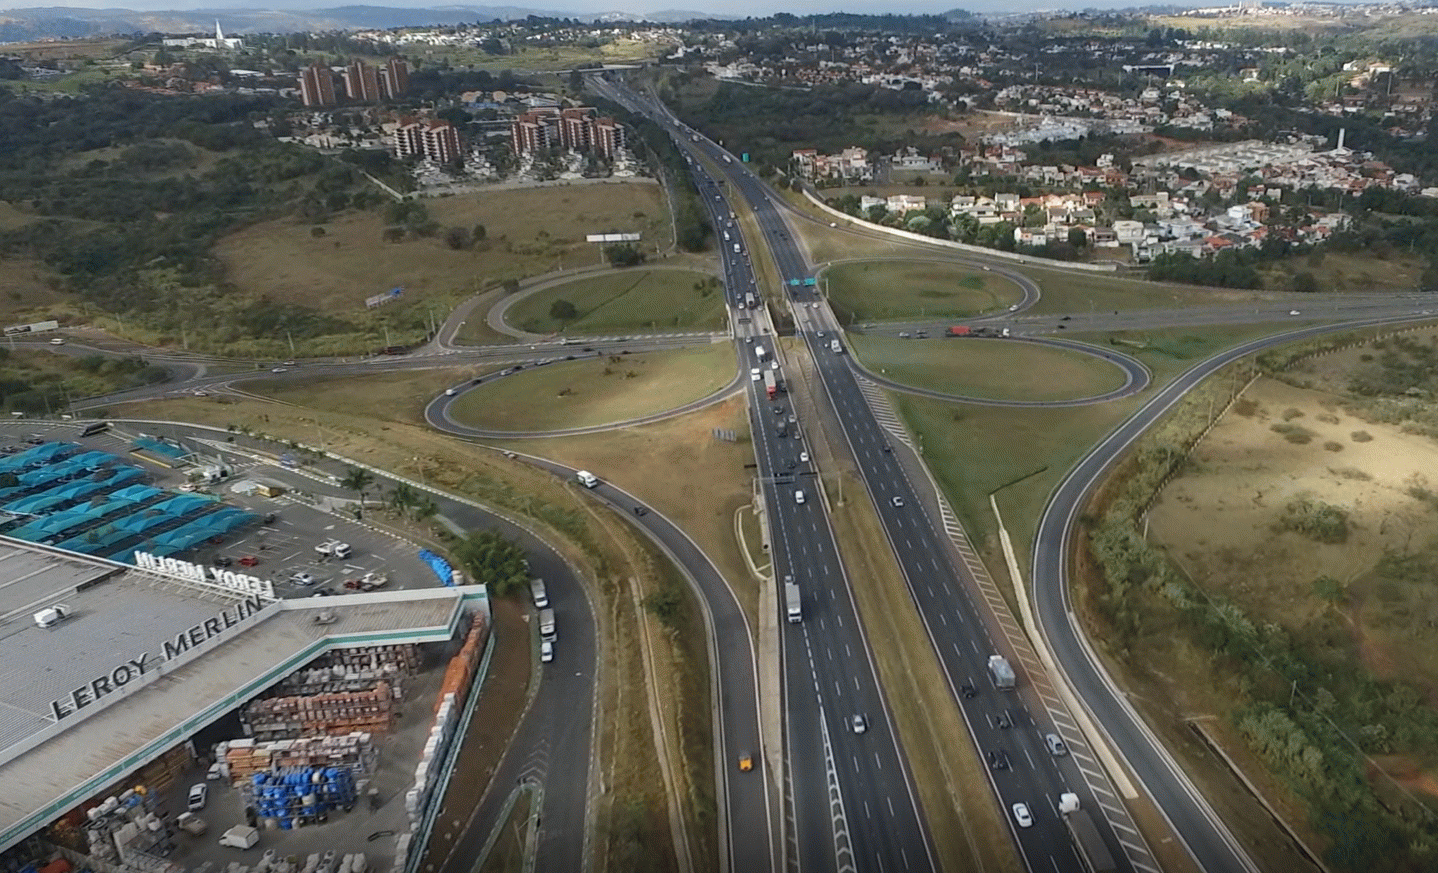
(269, 644), (419, 697)
(219, 732), (376, 784)
(241, 681), (396, 740)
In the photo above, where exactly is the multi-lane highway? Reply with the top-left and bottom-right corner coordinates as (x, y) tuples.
(596, 74), (1187, 873)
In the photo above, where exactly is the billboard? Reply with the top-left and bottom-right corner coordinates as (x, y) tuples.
(4, 319), (60, 336)
(365, 287), (404, 309)
(585, 233), (641, 243)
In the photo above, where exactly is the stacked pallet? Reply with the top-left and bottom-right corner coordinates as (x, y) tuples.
(217, 733), (376, 785)
(433, 614), (489, 715)
(241, 682), (396, 740)
(269, 645), (419, 698)
(126, 744), (193, 798)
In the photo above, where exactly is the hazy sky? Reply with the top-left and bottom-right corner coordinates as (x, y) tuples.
(0, 0), (1128, 14)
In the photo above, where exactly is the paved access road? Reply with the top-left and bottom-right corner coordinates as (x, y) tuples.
(100, 421), (601, 873)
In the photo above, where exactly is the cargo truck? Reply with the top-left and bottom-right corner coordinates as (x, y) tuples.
(530, 578), (549, 609)
(33, 605), (71, 629)
(763, 369), (778, 399)
(946, 326), (1011, 338)
(755, 346), (769, 361)
(784, 577), (802, 623)
(539, 607), (557, 643)
(830, 339), (842, 353)
(1058, 795), (1117, 873)
(576, 470), (599, 488)
(988, 654), (1016, 690)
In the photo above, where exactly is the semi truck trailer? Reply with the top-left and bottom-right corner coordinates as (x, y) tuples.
(763, 369), (778, 399)
(784, 577), (801, 623)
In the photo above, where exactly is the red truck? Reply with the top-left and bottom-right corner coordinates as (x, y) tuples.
(946, 326), (1010, 338)
(763, 369), (778, 399)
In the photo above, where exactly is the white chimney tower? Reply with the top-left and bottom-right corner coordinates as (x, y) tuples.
(1336, 127), (1346, 152)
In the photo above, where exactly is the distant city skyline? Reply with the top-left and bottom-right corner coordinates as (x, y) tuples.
(0, 0), (1271, 20)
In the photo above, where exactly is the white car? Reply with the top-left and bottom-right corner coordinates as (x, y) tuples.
(1012, 803), (1033, 828)
(271, 367), (288, 373)
(49, 337), (65, 345)
(750, 368), (762, 382)
(1289, 309), (1301, 316)
(187, 784), (208, 811)
(541, 640), (554, 663)
(291, 572), (317, 587)
(1008, 304), (1019, 311)
(799, 451), (809, 463)
(850, 714), (867, 734)
(891, 496), (905, 508)
(794, 490), (805, 505)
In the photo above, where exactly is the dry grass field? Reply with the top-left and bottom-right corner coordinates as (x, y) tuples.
(215, 182), (669, 318)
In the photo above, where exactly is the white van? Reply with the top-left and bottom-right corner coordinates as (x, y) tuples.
(576, 470), (599, 488)
(794, 490), (805, 505)
(33, 605), (71, 628)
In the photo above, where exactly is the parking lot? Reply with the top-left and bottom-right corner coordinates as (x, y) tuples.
(0, 422), (439, 597)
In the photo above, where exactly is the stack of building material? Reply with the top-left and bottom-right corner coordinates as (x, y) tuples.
(269, 645), (419, 697)
(217, 733), (376, 785)
(241, 681), (396, 739)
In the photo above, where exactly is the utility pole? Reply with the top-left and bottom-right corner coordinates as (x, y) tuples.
(287, 330), (296, 356)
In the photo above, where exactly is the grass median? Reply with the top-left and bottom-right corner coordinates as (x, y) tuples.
(505, 268), (726, 335)
(824, 259), (1021, 322)
(828, 478), (1023, 873)
(447, 344), (735, 432)
(850, 334), (1129, 401)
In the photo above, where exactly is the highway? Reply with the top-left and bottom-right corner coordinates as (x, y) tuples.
(598, 76), (1171, 873)
(595, 72), (940, 873)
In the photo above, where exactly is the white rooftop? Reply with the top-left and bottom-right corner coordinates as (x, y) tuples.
(0, 535), (469, 854)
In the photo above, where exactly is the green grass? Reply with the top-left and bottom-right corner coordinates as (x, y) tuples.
(1014, 264), (1267, 316)
(850, 334), (1128, 401)
(505, 269), (726, 336)
(823, 260), (1021, 322)
(897, 394), (1136, 579)
(447, 344), (735, 431)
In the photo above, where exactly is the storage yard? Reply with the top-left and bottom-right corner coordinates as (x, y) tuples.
(0, 422), (497, 873)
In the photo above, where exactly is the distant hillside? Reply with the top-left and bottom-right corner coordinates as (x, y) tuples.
(0, 5), (728, 42)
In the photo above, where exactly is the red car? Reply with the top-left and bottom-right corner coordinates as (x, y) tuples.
(237, 556), (260, 567)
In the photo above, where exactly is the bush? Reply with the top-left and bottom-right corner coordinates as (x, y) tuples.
(1278, 497), (1350, 543)
(1351, 431), (1373, 442)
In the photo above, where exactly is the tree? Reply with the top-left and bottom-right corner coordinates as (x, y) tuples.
(444, 226), (472, 250)
(604, 243), (643, 267)
(1067, 227), (1088, 248)
(472, 223), (487, 242)
(451, 530), (530, 596)
(550, 299), (578, 321)
(1291, 271), (1319, 293)
(340, 467), (374, 518)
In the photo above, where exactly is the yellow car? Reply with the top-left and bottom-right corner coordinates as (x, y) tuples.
(738, 752), (754, 772)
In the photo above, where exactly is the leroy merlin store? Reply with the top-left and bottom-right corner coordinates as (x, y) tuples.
(0, 538), (489, 872)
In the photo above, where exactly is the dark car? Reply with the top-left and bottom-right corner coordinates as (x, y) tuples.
(214, 556), (234, 567)
(988, 750), (1010, 771)
(633, 506), (648, 516)
(961, 684), (977, 699)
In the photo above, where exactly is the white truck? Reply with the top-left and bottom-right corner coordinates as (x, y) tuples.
(218, 825), (259, 850)
(784, 577), (802, 623)
(539, 607), (557, 643)
(576, 470), (599, 488)
(988, 654), (1016, 690)
(830, 339), (842, 354)
(733, 242), (741, 254)
(315, 540), (352, 559)
(33, 605), (71, 629)
(530, 578), (549, 609)
(755, 346), (769, 362)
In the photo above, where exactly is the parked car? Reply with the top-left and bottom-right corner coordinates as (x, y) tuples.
(541, 640), (554, 663)
(187, 784), (208, 811)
